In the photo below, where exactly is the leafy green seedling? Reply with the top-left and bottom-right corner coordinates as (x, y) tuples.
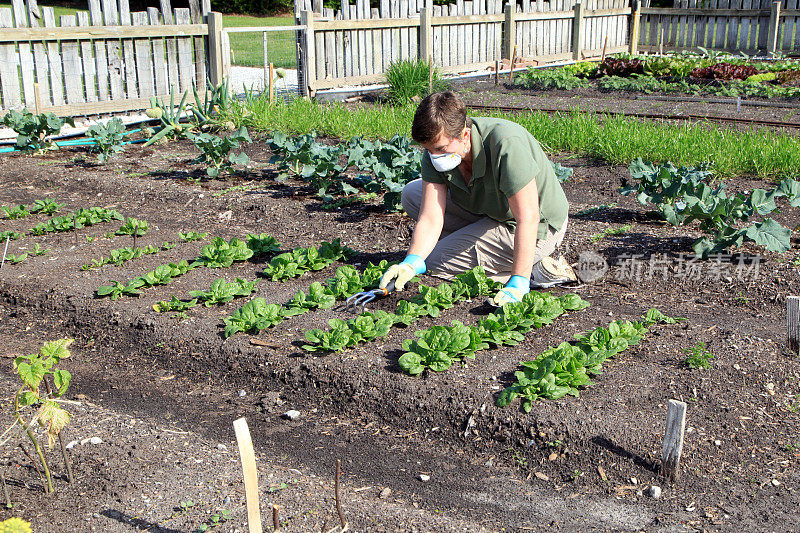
(179, 231), (208, 242)
(590, 224), (632, 243)
(0, 231), (24, 241)
(2, 204), (30, 219)
(198, 237), (254, 268)
(189, 278), (258, 306)
(87, 118), (126, 163)
(153, 296), (198, 313)
(30, 243), (49, 256)
(683, 341), (714, 369)
(6, 253), (28, 264)
(1, 109), (74, 153)
(162, 241), (176, 250)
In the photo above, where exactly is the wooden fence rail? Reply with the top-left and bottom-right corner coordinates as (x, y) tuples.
(0, 0), (210, 116)
(295, 0), (632, 94)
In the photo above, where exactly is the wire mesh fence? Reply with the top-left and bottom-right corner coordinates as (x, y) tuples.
(225, 27), (303, 100)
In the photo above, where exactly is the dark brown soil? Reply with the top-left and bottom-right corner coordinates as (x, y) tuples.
(1, 111), (799, 532)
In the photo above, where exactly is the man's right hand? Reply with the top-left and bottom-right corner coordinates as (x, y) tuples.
(379, 254), (426, 291)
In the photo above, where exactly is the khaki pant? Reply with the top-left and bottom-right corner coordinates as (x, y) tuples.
(401, 178), (568, 284)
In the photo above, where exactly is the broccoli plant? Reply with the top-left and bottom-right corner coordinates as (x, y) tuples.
(1, 109), (74, 154)
(188, 127), (251, 178)
(10, 339), (75, 493)
(87, 118), (127, 163)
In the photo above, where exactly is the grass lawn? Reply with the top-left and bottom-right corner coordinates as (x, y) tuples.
(0, 3), (295, 68)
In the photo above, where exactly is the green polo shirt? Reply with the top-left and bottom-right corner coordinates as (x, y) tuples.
(420, 116), (569, 241)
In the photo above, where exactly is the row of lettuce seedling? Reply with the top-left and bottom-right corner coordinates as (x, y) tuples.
(80, 231), (208, 271)
(96, 235), (352, 300)
(497, 308), (683, 410)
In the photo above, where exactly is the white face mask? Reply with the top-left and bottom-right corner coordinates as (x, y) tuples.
(429, 151), (462, 172)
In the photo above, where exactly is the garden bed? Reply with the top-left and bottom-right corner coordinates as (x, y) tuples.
(1, 132), (799, 531)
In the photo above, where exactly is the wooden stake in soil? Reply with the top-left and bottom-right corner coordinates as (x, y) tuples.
(2, 472), (11, 508)
(335, 459), (347, 531)
(233, 418), (263, 533)
(508, 45), (517, 83)
(18, 443), (47, 493)
(494, 60), (500, 85)
(661, 399), (687, 482)
(788, 295), (800, 354)
(601, 35), (608, 63)
(44, 379), (74, 483)
(272, 504), (280, 532)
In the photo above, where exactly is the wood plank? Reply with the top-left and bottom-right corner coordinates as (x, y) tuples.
(76, 12), (97, 103)
(0, 8), (21, 110)
(315, 8), (326, 78)
(647, 7), (658, 47)
(355, 0), (365, 75)
(42, 7), (64, 106)
(88, 0), (109, 100)
(487, 0), (495, 61)
(379, 0), (389, 71)
(350, 4), (359, 75)
(442, 4), (450, 66)
(147, 8), (169, 96)
(102, 0), (124, 100)
(333, 10), (343, 77)
(400, 0), (409, 61)
(781, 0), (795, 51)
(432, 4), (441, 64)
(738, 0), (751, 50)
(478, 0), (486, 63)
(174, 9), (193, 93)
(326, 8), (337, 78)
(11, 0), (35, 108)
(0, 23), (207, 43)
(31, 89), (202, 117)
(458, 0), (466, 65)
(409, 0), (419, 64)
(159, 0), (180, 91)
(59, 15), (84, 105)
(661, 399), (687, 482)
(715, 0), (729, 49)
(132, 12), (155, 97)
(189, 0), (206, 89)
(726, 0), (739, 50)
(29, 2), (52, 107)
(789, 295), (800, 354)
(118, 0), (138, 99)
(757, 0), (770, 51)
(342, 0), (352, 77)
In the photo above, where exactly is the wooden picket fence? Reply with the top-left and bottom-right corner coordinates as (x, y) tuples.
(635, 0), (800, 54)
(295, 0), (633, 92)
(0, 0), (211, 116)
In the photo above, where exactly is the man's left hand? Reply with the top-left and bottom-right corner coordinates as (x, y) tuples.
(488, 275), (530, 307)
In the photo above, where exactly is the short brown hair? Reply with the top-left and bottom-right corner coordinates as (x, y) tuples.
(411, 91), (471, 144)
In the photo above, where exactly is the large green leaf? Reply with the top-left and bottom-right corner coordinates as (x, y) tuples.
(744, 218), (791, 252)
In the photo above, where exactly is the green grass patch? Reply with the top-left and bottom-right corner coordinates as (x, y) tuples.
(221, 96), (800, 179)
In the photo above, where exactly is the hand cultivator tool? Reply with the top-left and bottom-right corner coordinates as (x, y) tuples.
(345, 280), (395, 313)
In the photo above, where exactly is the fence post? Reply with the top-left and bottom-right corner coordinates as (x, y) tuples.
(573, 1), (584, 61)
(207, 11), (224, 87)
(503, 2), (516, 61)
(630, 0), (641, 55)
(420, 8), (432, 66)
(767, 1), (781, 55)
(300, 10), (316, 97)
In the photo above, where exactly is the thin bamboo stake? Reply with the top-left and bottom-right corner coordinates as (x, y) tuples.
(18, 443), (48, 493)
(269, 62), (275, 105)
(508, 45), (517, 83)
(601, 35), (608, 62)
(272, 504), (280, 532)
(427, 55), (433, 95)
(34, 82), (41, 115)
(494, 59), (500, 85)
(1, 236), (9, 269)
